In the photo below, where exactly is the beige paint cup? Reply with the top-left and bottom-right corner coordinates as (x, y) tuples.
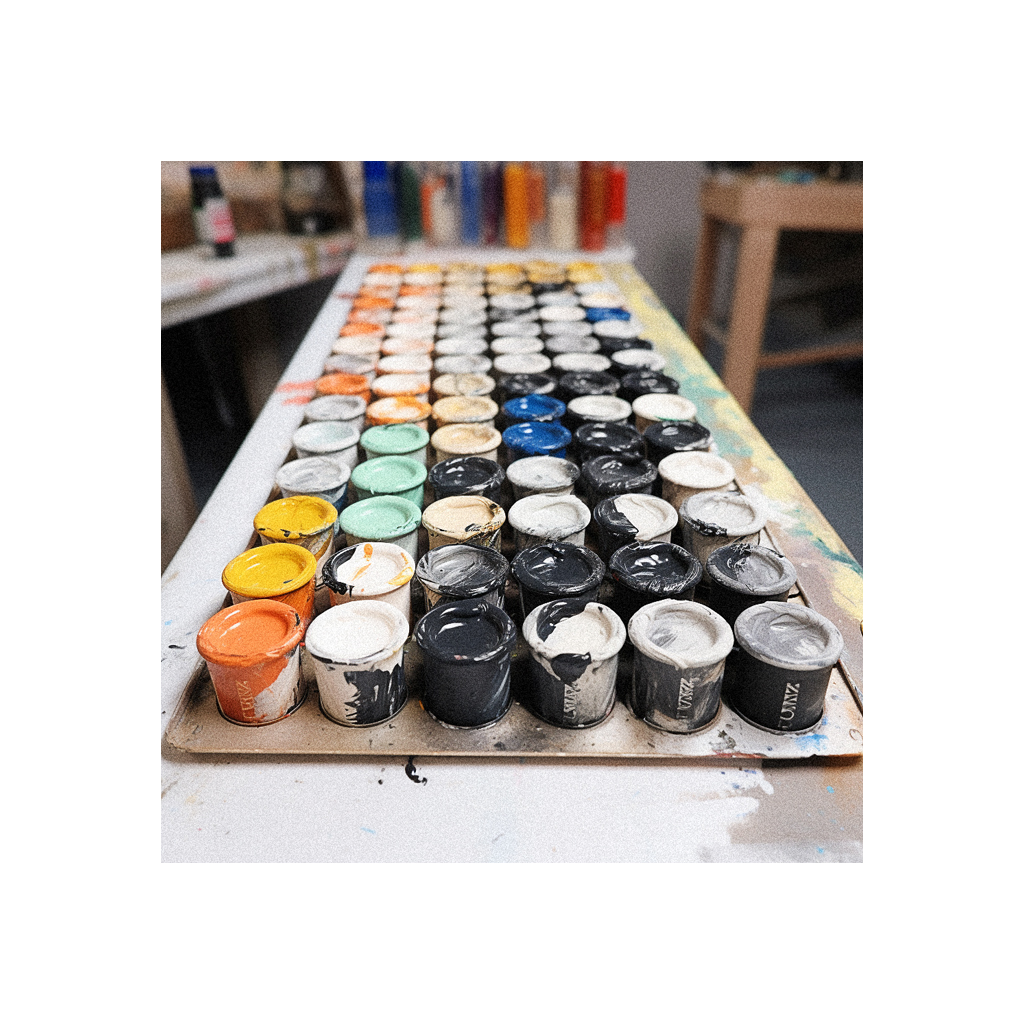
(658, 451), (736, 512)
(431, 423), (502, 463)
(432, 396), (500, 430)
(632, 393), (699, 435)
(679, 491), (768, 567)
(421, 496), (506, 551)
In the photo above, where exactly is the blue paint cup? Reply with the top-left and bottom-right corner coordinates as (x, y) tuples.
(502, 421), (573, 462)
(502, 394), (567, 427)
(585, 307), (632, 322)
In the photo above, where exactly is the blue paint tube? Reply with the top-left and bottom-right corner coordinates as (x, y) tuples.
(362, 161), (399, 237)
(460, 162), (481, 244)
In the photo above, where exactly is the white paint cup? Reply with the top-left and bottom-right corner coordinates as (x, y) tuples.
(679, 491), (768, 567)
(632, 393), (699, 435)
(292, 420), (361, 471)
(658, 451), (736, 512)
(322, 542), (415, 625)
(508, 494), (591, 550)
(505, 455), (580, 501)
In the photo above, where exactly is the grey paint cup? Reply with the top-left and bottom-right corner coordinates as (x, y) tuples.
(508, 494), (591, 551)
(628, 599), (734, 733)
(415, 544), (509, 612)
(522, 599), (626, 728)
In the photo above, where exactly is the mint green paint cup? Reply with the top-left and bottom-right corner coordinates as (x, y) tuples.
(360, 423), (430, 465)
(338, 495), (422, 560)
(350, 456), (428, 509)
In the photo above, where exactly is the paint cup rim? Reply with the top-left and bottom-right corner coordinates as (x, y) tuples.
(322, 542), (415, 598)
(505, 454), (580, 492)
(351, 455), (428, 494)
(632, 393), (697, 423)
(427, 456), (505, 495)
(523, 599), (626, 663)
(359, 423), (430, 457)
(680, 490), (767, 537)
(608, 541), (703, 596)
(658, 451), (735, 490)
(508, 494), (591, 540)
(254, 496), (337, 540)
(594, 493), (679, 542)
(502, 421), (573, 452)
(221, 543), (317, 599)
(197, 599), (304, 667)
(291, 420), (360, 455)
(413, 598), (518, 663)
(275, 456), (350, 498)
(420, 495), (506, 540)
(303, 600), (409, 665)
(510, 542), (606, 595)
(338, 495), (421, 541)
(415, 543), (510, 598)
(304, 394), (368, 422)
(704, 543), (798, 597)
(627, 599), (734, 670)
(733, 601), (844, 671)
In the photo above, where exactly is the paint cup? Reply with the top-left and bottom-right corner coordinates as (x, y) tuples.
(221, 543), (317, 628)
(679, 491), (768, 568)
(495, 373), (558, 405)
(580, 453), (659, 506)
(433, 354), (494, 377)
(304, 601), (409, 727)
(508, 494), (591, 550)
(350, 455), (428, 508)
(563, 395), (633, 432)
(414, 599), (518, 728)
(196, 600), (306, 726)
(598, 335), (653, 357)
(490, 337), (544, 356)
(491, 353), (552, 380)
(592, 493), (679, 562)
(571, 421), (645, 464)
(254, 496), (337, 600)
(542, 320), (595, 340)
(381, 337), (435, 357)
(607, 541), (703, 626)
(365, 397), (432, 431)
(727, 602), (844, 733)
(315, 372), (372, 404)
(628, 599), (733, 733)
(275, 457), (350, 523)
(376, 353), (433, 377)
(510, 542), (606, 620)
(421, 495), (506, 550)
(501, 394), (566, 426)
(427, 456), (506, 504)
(371, 374), (431, 401)
(490, 292), (536, 315)
(431, 423), (503, 464)
(360, 423), (430, 465)
(337, 322), (386, 344)
(332, 336), (384, 359)
(338, 495), (421, 561)
(415, 543), (510, 611)
(324, 353), (378, 381)
(434, 337), (489, 357)
(322, 541), (415, 624)
(292, 420), (361, 471)
(432, 396), (500, 430)
(522, 599), (626, 729)
(632, 393), (698, 435)
(432, 372), (497, 400)
(536, 290), (578, 306)
(658, 451), (736, 512)
(644, 421), (713, 465)
(505, 455), (580, 501)
(545, 334), (601, 356)
(556, 370), (620, 405)
(437, 322), (486, 340)
(303, 394), (367, 433)
(704, 543), (799, 627)
(551, 352), (613, 376)
(610, 348), (667, 377)
(539, 305), (586, 325)
(502, 421), (573, 462)
(619, 370), (680, 405)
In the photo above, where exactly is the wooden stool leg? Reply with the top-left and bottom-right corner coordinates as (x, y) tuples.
(686, 214), (721, 353)
(721, 224), (779, 412)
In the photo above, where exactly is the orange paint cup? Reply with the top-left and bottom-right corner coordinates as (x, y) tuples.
(196, 600), (306, 726)
(366, 396), (433, 431)
(351, 295), (394, 311)
(339, 321), (385, 339)
(316, 373), (372, 403)
(368, 263), (404, 274)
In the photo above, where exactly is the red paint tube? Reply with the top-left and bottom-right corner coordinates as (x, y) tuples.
(579, 161), (608, 252)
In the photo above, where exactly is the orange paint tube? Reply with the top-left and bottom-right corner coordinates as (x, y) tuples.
(503, 163), (530, 249)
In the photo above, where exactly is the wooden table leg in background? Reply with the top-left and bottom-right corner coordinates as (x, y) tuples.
(686, 214), (722, 354)
(721, 224), (779, 412)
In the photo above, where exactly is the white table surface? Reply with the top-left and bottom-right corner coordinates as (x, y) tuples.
(160, 251), (863, 863)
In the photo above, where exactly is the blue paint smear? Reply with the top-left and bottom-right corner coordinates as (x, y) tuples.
(826, 785), (835, 794)
(794, 733), (829, 752)
(816, 847), (825, 855)
(361, 827), (376, 835)
(164, 620), (172, 625)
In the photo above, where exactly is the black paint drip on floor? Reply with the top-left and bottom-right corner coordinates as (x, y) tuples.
(405, 756), (427, 784)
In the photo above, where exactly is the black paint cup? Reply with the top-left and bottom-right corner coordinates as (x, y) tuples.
(415, 544), (510, 612)
(597, 336), (654, 357)
(510, 542), (606, 620)
(428, 456), (505, 504)
(607, 541), (703, 626)
(414, 599), (518, 728)
(571, 421), (645, 464)
(496, 372), (557, 406)
(592, 494), (678, 562)
(704, 544), (798, 627)
(579, 453), (659, 506)
(644, 421), (713, 465)
(556, 370), (621, 405)
(726, 601), (844, 732)
(619, 371), (680, 405)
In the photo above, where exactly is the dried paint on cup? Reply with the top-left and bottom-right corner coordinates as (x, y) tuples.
(580, 453), (659, 506)
(292, 420), (361, 470)
(432, 396), (500, 430)
(592, 493), (679, 562)
(415, 543), (510, 612)
(610, 348), (667, 377)
(572, 421), (644, 464)
(505, 455), (580, 501)
(495, 373), (558, 405)
(542, 320), (595, 339)
(545, 334), (601, 356)
(727, 602), (844, 733)
(658, 451), (736, 512)
(254, 496), (337, 597)
(536, 290), (578, 306)
(632, 393), (698, 435)
(338, 495), (421, 561)
(502, 421), (573, 462)
(304, 601), (409, 727)
(196, 600), (306, 726)
(376, 353), (433, 376)
(489, 292), (536, 314)
(421, 495), (506, 551)
(431, 423), (503, 464)
(704, 543), (799, 628)
(427, 456), (505, 505)
(607, 541), (703, 627)
(350, 455), (428, 508)
(221, 543), (317, 628)
(303, 394), (367, 433)
(365, 396), (432, 431)
(434, 337), (488, 357)
(324, 353), (378, 381)
(414, 599), (518, 728)
(522, 599), (626, 729)
(360, 423), (430, 465)
(555, 370), (620, 405)
(490, 322), (542, 340)
(564, 395), (633, 432)
(508, 493), (591, 550)
(679, 491), (768, 567)
(628, 599), (733, 733)
(431, 373), (496, 400)
(644, 421), (713, 465)
(552, 352), (613, 376)
(490, 336), (544, 356)
(315, 372), (372, 404)
(322, 541), (415, 624)
(619, 370), (680, 405)
(433, 354), (494, 377)
(501, 394), (566, 426)
(275, 457), (350, 524)
(491, 353), (552, 380)
(510, 542), (606, 620)
(370, 373), (431, 401)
